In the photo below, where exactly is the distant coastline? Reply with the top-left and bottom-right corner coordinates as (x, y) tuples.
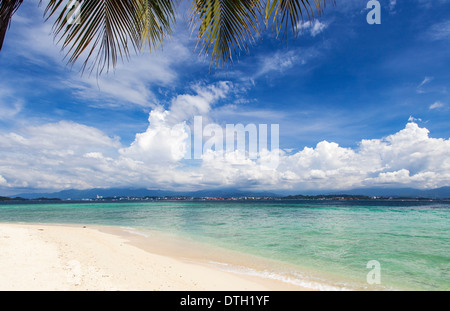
(4, 186), (450, 202)
(1, 194), (449, 204)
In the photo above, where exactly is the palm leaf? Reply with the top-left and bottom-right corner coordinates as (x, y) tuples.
(1, 0), (333, 73)
(138, 0), (176, 51)
(190, 0), (263, 69)
(266, 0), (331, 38)
(43, 0), (175, 75)
(0, 0), (23, 51)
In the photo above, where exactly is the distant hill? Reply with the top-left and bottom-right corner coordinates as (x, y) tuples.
(10, 186), (450, 200)
(324, 187), (450, 199)
(11, 188), (280, 200)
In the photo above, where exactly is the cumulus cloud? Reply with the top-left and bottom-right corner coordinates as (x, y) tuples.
(297, 20), (328, 37)
(0, 121), (121, 190)
(0, 80), (449, 193)
(283, 122), (450, 190)
(119, 82), (231, 163)
(0, 175), (7, 186)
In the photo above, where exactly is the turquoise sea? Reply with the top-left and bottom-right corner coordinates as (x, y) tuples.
(0, 200), (449, 290)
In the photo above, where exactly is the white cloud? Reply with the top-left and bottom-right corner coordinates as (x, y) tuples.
(7, 2), (67, 66)
(255, 47), (319, 78)
(430, 101), (446, 110)
(0, 121), (121, 190)
(428, 20), (450, 41)
(6, 1), (193, 109)
(417, 76), (433, 93)
(0, 80), (449, 193)
(258, 51), (297, 76)
(297, 20), (328, 37)
(66, 47), (182, 108)
(119, 82), (231, 163)
(167, 82), (231, 123)
(197, 121), (450, 190)
(408, 116), (422, 122)
(0, 175), (7, 186)
(389, 0), (397, 12)
(0, 86), (24, 121)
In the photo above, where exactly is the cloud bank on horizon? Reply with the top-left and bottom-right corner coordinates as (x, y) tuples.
(0, 0), (449, 194)
(0, 81), (449, 194)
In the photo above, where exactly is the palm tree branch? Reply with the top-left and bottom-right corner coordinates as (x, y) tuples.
(139, 0), (176, 50)
(266, 0), (332, 38)
(2, 0), (334, 73)
(43, 0), (175, 74)
(190, 0), (263, 69)
(0, 0), (23, 51)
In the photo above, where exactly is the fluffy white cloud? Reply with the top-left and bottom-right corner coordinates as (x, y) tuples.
(0, 121), (121, 190)
(119, 82), (231, 163)
(66, 48), (181, 108)
(297, 20), (328, 37)
(0, 82), (449, 193)
(280, 122), (450, 190)
(118, 108), (189, 163)
(0, 175), (7, 186)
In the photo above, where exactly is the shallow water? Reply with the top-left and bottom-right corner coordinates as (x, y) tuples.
(1, 200), (449, 290)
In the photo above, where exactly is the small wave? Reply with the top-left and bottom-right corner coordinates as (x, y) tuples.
(120, 227), (150, 238)
(208, 261), (353, 291)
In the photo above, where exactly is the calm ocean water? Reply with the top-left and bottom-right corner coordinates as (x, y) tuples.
(0, 200), (448, 290)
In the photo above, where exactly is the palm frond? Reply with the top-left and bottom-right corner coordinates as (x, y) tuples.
(266, 0), (331, 38)
(0, 0), (23, 51)
(43, 0), (174, 75)
(190, 0), (263, 69)
(1, 0), (333, 73)
(138, 0), (176, 51)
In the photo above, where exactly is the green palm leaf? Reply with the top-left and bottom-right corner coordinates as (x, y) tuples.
(1, 0), (332, 73)
(266, 0), (330, 38)
(44, 0), (176, 75)
(190, 0), (263, 69)
(190, 0), (331, 68)
(138, 0), (176, 51)
(0, 0), (23, 50)
(44, 0), (143, 74)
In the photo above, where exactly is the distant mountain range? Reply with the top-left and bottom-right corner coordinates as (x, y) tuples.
(279, 187), (450, 199)
(9, 186), (450, 200)
(11, 188), (279, 200)
(323, 187), (450, 199)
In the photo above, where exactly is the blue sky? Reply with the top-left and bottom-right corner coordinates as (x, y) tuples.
(0, 0), (449, 195)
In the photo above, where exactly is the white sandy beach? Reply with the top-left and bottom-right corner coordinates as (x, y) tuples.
(0, 223), (308, 291)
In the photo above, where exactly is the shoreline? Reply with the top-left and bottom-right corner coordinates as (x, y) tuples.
(0, 222), (314, 291)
